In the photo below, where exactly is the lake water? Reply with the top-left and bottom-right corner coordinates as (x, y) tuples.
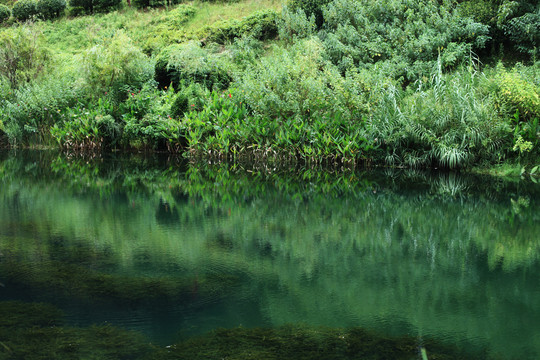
(1, 150), (539, 359)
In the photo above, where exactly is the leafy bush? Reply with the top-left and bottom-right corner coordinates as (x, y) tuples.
(0, 26), (49, 89)
(504, 9), (539, 56)
(288, 0), (331, 28)
(123, 113), (184, 151)
(0, 4), (10, 22)
(37, 0), (66, 19)
(322, 0), (489, 81)
(457, 0), (538, 58)
(199, 9), (279, 44)
(155, 41), (232, 90)
(12, 0), (38, 21)
(81, 31), (154, 99)
(492, 65), (540, 122)
(50, 106), (121, 150)
(119, 86), (184, 150)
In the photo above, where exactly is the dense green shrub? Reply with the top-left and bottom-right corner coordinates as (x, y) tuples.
(51, 108), (121, 150)
(155, 41), (232, 90)
(322, 0), (489, 81)
(12, 0), (38, 21)
(457, 0), (539, 58)
(0, 26), (48, 89)
(36, 0), (66, 19)
(288, 0), (331, 29)
(1, 75), (80, 146)
(170, 92), (188, 119)
(237, 38), (372, 123)
(200, 9), (278, 44)
(277, 6), (315, 43)
(81, 31), (154, 98)
(0, 4), (10, 22)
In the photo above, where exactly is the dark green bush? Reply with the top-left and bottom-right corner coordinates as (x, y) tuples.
(132, 0), (180, 9)
(94, 0), (120, 12)
(69, 0), (118, 14)
(0, 4), (10, 22)
(68, 0), (92, 13)
(36, 0), (66, 19)
(171, 92), (188, 119)
(12, 0), (38, 21)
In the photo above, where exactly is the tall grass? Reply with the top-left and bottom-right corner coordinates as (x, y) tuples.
(370, 60), (510, 169)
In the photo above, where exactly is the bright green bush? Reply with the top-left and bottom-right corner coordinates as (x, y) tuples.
(68, 0), (93, 14)
(0, 4), (10, 22)
(81, 31), (154, 99)
(12, 0), (38, 21)
(0, 26), (49, 89)
(495, 67), (540, 122)
(37, 0), (66, 19)
(1, 74), (80, 146)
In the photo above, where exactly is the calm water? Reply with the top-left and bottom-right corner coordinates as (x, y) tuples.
(1, 150), (539, 359)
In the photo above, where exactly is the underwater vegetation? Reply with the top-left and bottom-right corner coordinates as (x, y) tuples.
(0, 301), (154, 360)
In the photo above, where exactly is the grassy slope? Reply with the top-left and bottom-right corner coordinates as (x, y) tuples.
(37, 0), (280, 55)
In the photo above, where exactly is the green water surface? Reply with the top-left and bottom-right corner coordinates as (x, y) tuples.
(0, 151), (539, 359)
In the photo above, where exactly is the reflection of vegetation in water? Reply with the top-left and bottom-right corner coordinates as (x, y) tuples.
(1, 151), (540, 358)
(0, 258), (239, 305)
(0, 301), (473, 360)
